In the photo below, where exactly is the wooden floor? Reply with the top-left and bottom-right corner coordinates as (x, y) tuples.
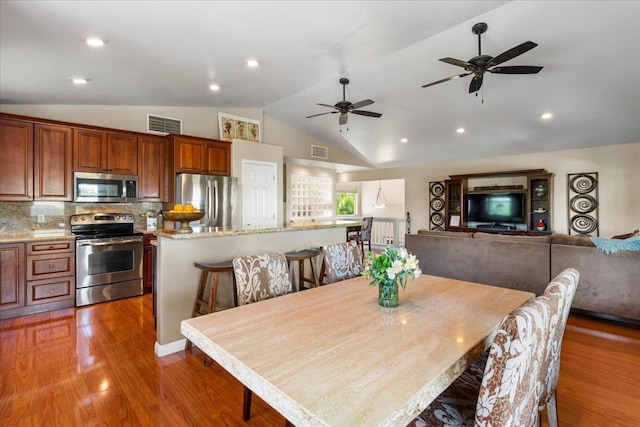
(1, 294), (638, 426)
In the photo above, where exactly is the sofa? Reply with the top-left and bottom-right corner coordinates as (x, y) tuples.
(406, 230), (640, 325)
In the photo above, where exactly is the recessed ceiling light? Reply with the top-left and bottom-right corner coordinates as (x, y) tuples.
(209, 84), (220, 91)
(246, 59), (259, 67)
(541, 112), (553, 120)
(400, 137), (408, 143)
(72, 77), (89, 85)
(456, 127), (465, 134)
(85, 37), (106, 47)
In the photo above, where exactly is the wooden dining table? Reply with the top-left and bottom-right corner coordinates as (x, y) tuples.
(181, 274), (533, 427)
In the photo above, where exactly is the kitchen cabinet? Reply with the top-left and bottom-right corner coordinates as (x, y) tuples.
(25, 240), (75, 306)
(0, 243), (26, 312)
(34, 124), (73, 200)
(169, 135), (231, 175)
(73, 128), (138, 174)
(0, 118), (73, 201)
(143, 234), (157, 294)
(138, 135), (167, 201)
(0, 118), (33, 200)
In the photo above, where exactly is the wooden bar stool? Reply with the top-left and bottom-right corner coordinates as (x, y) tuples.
(284, 249), (320, 291)
(185, 260), (237, 365)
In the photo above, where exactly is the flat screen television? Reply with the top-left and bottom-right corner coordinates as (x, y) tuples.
(466, 192), (525, 224)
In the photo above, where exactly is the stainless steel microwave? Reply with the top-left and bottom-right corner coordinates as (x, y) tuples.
(74, 172), (138, 203)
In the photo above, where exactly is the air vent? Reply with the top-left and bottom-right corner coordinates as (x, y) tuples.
(311, 145), (328, 159)
(147, 114), (182, 135)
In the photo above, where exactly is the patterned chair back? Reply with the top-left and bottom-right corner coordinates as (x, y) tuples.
(232, 252), (292, 306)
(539, 268), (579, 408)
(320, 241), (363, 284)
(361, 217), (373, 241)
(474, 290), (561, 427)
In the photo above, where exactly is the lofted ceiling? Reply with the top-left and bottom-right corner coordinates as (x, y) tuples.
(1, 1), (639, 171)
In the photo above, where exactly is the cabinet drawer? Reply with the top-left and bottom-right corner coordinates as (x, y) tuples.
(27, 253), (75, 280)
(27, 276), (74, 305)
(27, 240), (73, 255)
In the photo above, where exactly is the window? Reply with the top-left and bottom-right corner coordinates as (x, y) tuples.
(336, 192), (357, 215)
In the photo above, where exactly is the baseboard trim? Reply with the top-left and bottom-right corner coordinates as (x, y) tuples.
(154, 339), (186, 357)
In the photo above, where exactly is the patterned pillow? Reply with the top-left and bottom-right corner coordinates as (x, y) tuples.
(233, 252), (291, 306)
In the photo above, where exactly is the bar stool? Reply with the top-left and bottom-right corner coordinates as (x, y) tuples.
(185, 260), (237, 365)
(284, 249), (320, 291)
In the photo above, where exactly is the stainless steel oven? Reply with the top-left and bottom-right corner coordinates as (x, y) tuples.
(71, 213), (143, 307)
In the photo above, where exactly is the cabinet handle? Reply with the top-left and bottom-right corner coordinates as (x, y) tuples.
(49, 264), (55, 269)
(49, 246), (54, 250)
(49, 288), (55, 294)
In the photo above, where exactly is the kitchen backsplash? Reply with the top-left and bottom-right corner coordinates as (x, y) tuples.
(0, 201), (165, 233)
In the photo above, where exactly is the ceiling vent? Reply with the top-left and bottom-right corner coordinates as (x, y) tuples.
(311, 145), (328, 159)
(147, 114), (182, 135)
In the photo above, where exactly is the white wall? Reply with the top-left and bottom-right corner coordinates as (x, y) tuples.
(341, 142), (640, 238)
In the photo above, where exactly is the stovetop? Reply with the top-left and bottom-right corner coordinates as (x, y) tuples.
(70, 213), (141, 239)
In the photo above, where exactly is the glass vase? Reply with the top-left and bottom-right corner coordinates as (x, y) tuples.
(378, 280), (399, 308)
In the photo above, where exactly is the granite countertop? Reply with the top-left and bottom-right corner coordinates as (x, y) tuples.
(0, 230), (75, 244)
(154, 220), (362, 240)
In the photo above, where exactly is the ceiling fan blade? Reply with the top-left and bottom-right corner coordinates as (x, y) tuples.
(351, 110), (382, 118)
(339, 113), (348, 125)
(316, 103), (339, 110)
(469, 74), (483, 93)
(489, 65), (543, 74)
(489, 41), (538, 66)
(351, 99), (374, 110)
(422, 72), (472, 88)
(440, 57), (472, 68)
(306, 111), (337, 119)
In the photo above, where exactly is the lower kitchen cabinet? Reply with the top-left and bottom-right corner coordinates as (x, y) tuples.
(0, 239), (75, 319)
(143, 234), (157, 294)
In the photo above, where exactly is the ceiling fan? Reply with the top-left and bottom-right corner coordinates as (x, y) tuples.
(306, 78), (382, 126)
(422, 22), (543, 94)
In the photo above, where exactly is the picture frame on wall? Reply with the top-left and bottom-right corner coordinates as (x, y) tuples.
(218, 112), (261, 142)
(450, 215), (460, 227)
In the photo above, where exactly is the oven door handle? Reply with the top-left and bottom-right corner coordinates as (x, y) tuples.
(77, 239), (142, 246)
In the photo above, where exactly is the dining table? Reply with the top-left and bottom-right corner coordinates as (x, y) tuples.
(181, 274), (534, 427)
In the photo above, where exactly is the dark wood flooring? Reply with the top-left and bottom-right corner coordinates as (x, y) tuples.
(1, 294), (638, 426)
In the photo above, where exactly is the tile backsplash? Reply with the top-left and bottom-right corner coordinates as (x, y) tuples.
(0, 201), (165, 233)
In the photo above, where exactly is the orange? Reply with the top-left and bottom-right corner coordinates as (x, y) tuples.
(184, 204), (195, 213)
(174, 204), (184, 212)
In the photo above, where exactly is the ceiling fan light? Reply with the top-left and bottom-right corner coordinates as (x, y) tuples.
(374, 181), (387, 208)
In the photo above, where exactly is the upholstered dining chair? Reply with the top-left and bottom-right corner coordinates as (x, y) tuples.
(348, 217), (373, 255)
(232, 252), (292, 421)
(408, 268), (579, 427)
(318, 241), (363, 285)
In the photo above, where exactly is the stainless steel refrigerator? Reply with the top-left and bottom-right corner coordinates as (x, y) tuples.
(175, 174), (238, 227)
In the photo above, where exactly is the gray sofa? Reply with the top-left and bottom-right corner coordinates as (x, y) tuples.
(406, 230), (640, 325)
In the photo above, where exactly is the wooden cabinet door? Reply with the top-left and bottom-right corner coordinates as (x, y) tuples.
(34, 124), (73, 200)
(143, 235), (157, 294)
(138, 135), (166, 201)
(0, 243), (25, 311)
(206, 140), (231, 176)
(107, 133), (138, 174)
(0, 118), (33, 201)
(73, 128), (107, 172)
(174, 137), (206, 173)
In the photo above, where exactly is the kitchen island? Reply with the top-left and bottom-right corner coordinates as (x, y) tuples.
(154, 220), (359, 356)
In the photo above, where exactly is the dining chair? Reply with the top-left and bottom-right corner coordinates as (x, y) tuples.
(318, 241), (363, 285)
(348, 216), (373, 255)
(232, 252), (292, 421)
(409, 268), (579, 427)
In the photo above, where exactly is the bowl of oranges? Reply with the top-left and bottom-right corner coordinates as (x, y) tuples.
(161, 204), (205, 233)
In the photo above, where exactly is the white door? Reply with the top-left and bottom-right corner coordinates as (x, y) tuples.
(242, 160), (277, 227)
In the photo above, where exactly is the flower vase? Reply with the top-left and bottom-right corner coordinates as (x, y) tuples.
(378, 280), (399, 308)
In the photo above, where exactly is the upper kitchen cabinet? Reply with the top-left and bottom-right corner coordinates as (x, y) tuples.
(73, 129), (138, 175)
(0, 118), (33, 200)
(34, 124), (73, 200)
(169, 135), (231, 176)
(137, 135), (167, 201)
